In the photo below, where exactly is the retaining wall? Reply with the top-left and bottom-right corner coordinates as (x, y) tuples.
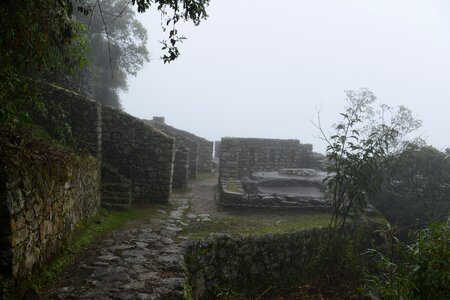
(0, 131), (100, 296)
(184, 228), (329, 298)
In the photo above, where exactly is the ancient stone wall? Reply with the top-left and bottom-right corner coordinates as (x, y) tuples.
(184, 228), (329, 298)
(37, 85), (102, 158)
(102, 107), (174, 206)
(219, 137), (314, 181)
(145, 119), (199, 179)
(0, 134), (100, 295)
(33, 86), (175, 207)
(173, 148), (189, 189)
(146, 118), (213, 175)
(197, 140), (214, 172)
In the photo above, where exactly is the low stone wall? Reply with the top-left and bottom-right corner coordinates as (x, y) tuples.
(219, 137), (314, 182)
(102, 107), (174, 205)
(0, 131), (100, 296)
(184, 228), (330, 298)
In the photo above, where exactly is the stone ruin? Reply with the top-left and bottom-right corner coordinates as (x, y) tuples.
(144, 117), (214, 189)
(217, 137), (330, 210)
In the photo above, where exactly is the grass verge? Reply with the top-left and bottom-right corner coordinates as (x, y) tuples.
(186, 212), (332, 239)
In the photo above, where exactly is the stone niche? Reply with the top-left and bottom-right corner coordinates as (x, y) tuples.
(217, 137), (329, 210)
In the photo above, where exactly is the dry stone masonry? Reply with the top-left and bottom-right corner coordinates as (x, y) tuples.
(173, 148), (189, 189)
(144, 117), (199, 182)
(217, 137), (329, 209)
(219, 137), (314, 181)
(146, 117), (213, 177)
(101, 108), (174, 207)
(35, 87), (175, 208)
(1, 85), (219, 298)
(184, 228), (329, 298)
(0, 132), (100, 296)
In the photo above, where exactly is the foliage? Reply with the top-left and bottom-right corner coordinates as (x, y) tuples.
(306, 226), (374, 285)
(316, 88), (421, 235)
(74, 0), (149, 108)
(185, 213), (332, 240)
(131, 0), (210, 63)
(372, 144), (450, 229)
(366, 222), (450, 300)
(0, 0), (87, 127)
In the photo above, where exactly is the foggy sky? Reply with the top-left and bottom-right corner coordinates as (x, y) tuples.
(121, 0), (450, 154)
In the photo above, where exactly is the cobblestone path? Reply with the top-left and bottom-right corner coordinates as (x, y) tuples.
(43, 197), (193, 300)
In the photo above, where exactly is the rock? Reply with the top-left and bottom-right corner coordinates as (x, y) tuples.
(98, 254), (121, 261)
(160, 237), (174, 245)
(103, 272), (130, 282)
(123, 281), (145, 290)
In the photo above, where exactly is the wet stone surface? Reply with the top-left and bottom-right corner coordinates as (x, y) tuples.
(43, 198), (191, 300)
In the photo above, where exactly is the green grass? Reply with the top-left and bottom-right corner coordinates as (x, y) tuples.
(224, 181), (240, 192)
(186, 212), (332, 239)
(31, 206), (168, 292)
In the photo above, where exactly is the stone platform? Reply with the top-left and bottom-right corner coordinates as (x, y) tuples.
(218, 169), (331, 210)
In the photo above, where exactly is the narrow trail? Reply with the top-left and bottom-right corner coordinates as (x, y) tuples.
(42, 174), (218, 300)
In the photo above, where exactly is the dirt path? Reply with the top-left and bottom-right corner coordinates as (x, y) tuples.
(40, 175), (220, 300)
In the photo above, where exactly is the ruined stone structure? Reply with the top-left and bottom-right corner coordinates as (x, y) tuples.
(37, 86), (175, 208)
(172, 148), (189, 189)
(144, 118), (199, 181)
(217, 137), (329, 209)
(101, 108), (174, 208)
(219, 137), (314, 181)
(145, 117), (213, 181)
(0, 86), (178, 296)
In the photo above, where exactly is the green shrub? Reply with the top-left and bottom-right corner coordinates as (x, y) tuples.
(366, 222), (450, 300)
